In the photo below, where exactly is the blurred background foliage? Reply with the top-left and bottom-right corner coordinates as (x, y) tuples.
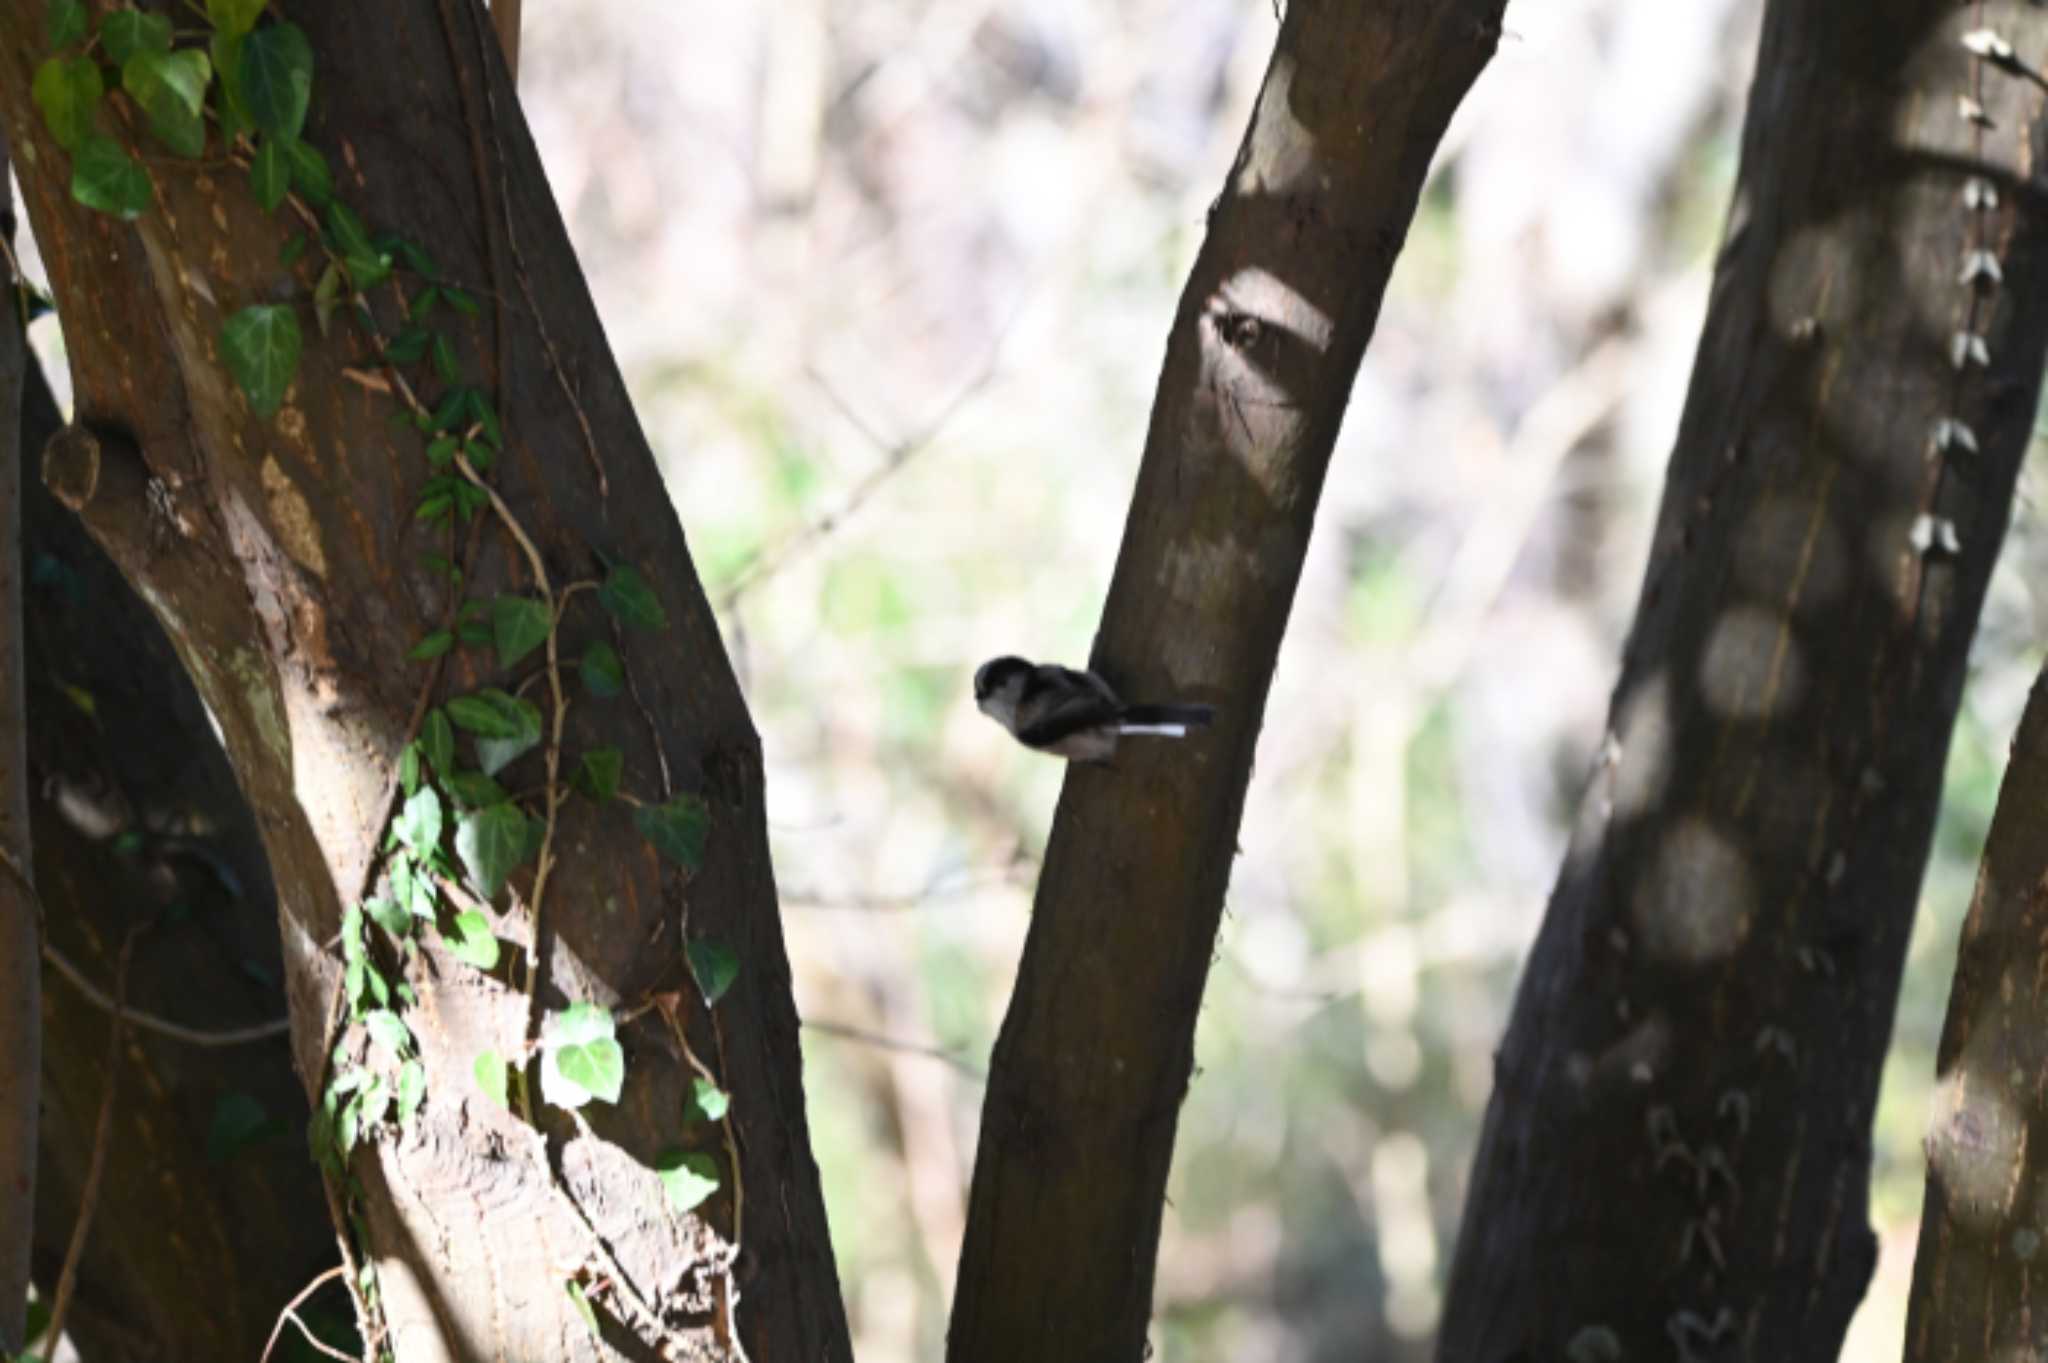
(22, 0), (2048, 1358)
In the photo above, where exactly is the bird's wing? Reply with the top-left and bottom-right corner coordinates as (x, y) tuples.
(1013, 666), (1125, 748)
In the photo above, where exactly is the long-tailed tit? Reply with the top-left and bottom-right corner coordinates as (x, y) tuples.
(973, 656), (1216, 762)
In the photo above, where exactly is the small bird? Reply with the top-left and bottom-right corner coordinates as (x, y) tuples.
(973, 655), (1216, 763)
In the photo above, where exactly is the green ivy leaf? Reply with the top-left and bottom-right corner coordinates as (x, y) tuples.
(686, 939), (739, 1007)
(206, 1091), (271, 1163)
(690, 1076), (730, 1123)
(311, 259), (341, 337)
(357, 1071), (390, 1130)
(220, 303), (301, 418)
(580, 641), (624, 698)
(565, 1280), (600, 1340)
(397, 742), (421, 797)
(383, 325), (429, 365)
(101, 10), (172, 66)
(206, 0), (267, 40)
(541, 1003), (624, 1108)
(361, 1008), (414, 1059)
(396, 1058), (427, 1127)
(250, 134), (289, 212)
(46, 0), (87, 49)
(392, 785), (443, 855)
(475, 700), (543, 778)
(444, 770), (507, 809)
(445, 688), (527, 738)
(472, 1049), (508, 1108)
(281, 137), (332, 205)
(70, 135), (152, 220)
(492, 594), (551, 669)
(432, 332), (460, 384)
(390, 855), (437, 920)
(655, 1149), (721, 1214)
(325, 200), (390, 287)
(423, 708), (454, 777)
(237, 19), (313, 140)
(442, 909), (500, 970)
(599, 563), (667, 631)
(635, 795), (709, 870)
(362, 896), (411, 940)
(574, 747), (622, 804)
(445, 286), (481, 317)
(124, 48), (211, 158)
(409, 628), (454, 661)
(32, 55), (102, 150)
(455, 801), (527, 900)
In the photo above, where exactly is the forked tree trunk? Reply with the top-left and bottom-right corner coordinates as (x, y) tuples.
(948, 3), (1508, 1360)
(23, 344), (337, 1362)
(0, 2), (850, 1357)
(1439, 2), (2048, 1356)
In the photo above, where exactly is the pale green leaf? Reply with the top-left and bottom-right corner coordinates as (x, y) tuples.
(655, 1149), (721, 1214)
(442, 909), (500, 970)
(396, 1058), (427, 1126)
(220, 303), (301, 418)
(472, 1049), (508, 1108)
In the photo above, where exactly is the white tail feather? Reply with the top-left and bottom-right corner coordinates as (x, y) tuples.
(1115, 722), (1188, 738)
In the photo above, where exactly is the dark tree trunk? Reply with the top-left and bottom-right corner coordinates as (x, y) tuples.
(1905, 670), (2048, 1357)
(0, 2), (851, 1358)
(23, 340), (338, 1362)
(1439, 2), (2048, 1357)
(946, 3), (1507, 1361)
(0, 141), (33, 1357)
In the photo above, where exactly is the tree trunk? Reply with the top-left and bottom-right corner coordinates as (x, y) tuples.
(23, 336), (338, 1361)
(0, 3), (851, 1358)
(946, 3), (1507, 1361)
(0, 141), (34, 1358)
(1905, 668), (2048, 1356)
(1438, 2), (2048, 1357)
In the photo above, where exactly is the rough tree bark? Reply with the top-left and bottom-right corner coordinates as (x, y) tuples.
(0, 142), (34, 1358)
(0, 2), (851, 1358)
(1439, 2), (2048, 1357)
(23, 338), (337, 1361)
(946, 3), (1507, 1361)
(1905, 670), (2048, 1357)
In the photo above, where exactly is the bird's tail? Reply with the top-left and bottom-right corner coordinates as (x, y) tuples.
(1116, 703), (1216, 737)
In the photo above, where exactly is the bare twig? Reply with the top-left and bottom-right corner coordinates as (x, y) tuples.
(717, 359), (1003, 612)
(260, 1265), (358, 1363)
(801, 1018), (984, 1079)
(42, 943), (290, 1047)
(41, 923), (142, 1357)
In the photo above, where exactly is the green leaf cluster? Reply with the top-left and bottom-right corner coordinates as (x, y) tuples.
(540, 1003), (625, 1109)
